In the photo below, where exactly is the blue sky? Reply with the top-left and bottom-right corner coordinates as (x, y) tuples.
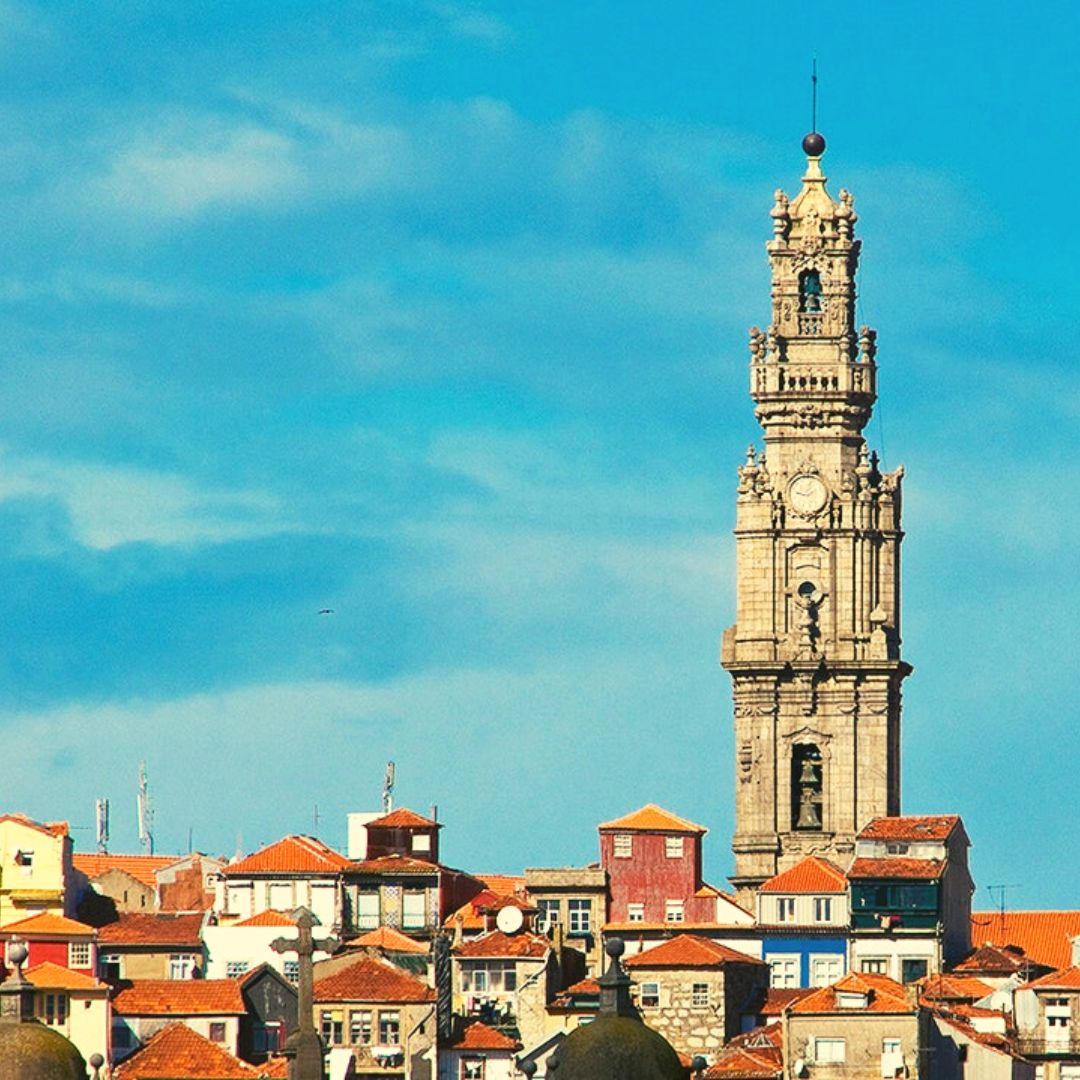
(1, 1), (1077, 908)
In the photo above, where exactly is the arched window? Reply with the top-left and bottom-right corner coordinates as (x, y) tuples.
(792, 744), (823, 831)
(799, 270), (822, 313)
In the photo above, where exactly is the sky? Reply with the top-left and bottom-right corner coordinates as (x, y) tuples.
(0, 1), (1077, 909)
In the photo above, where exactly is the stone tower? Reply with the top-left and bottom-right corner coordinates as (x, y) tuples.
(721, 133), (911, 899)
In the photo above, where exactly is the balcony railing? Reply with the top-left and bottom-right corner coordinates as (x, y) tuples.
(1015, 1038), (1080, 1057)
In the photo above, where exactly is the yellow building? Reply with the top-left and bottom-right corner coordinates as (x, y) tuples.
(0, 813), (73, 924)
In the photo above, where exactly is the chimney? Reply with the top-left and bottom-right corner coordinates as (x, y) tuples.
(453, 913), (464, 950)
(1071, 935), (1080, 967)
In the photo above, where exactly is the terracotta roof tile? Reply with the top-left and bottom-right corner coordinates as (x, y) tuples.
(788, 972), (914, 1014)
(1022, 965), (1080, 990)
(848, 857), (945, 880)
(598, 804), (706, 834)
(223, 835), (352, 876)
(455, 930), (549, 959)
(760, 856), (847, 894)
(0, 913), (95, 937)
(234, 910), (297, 928)
(0, 813), (69, 838)
(353, 926), (429, 954)
(73, 853), (175, 888)
(968, 911), (1080, 971)
(112, 979), (246, 1016)
(353, 854), (441, 874)
(314, 955), (435, 1003)
(365, 808), (440, 829)
(918, 974), (993, 1003)
(564, 977), (600, 995)
(759, 988), (814, 1016)
(113, 1022), (260, 1079)
(24, 961), (106, 991)
(98, 913), (205, 947)
(858, 816), (960, 841)
(450, 1020), (522, 1051)
(624, 935), (765, 969)
(704, 1046), (782, 1079)
(952, 943), (1037, 975)
(476, 874), (526, 895)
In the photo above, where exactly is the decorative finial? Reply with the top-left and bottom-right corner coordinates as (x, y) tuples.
(802, 59), (825, 157)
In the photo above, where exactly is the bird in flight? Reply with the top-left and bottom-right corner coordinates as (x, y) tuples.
(318, 608), (334, 615)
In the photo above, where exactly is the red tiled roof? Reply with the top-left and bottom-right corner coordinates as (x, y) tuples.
(223, 835), (352, 876)
(450, 1020), (521, 1051)
(0, 913), (94, 937)
(848, 857), (945, 880)
(234, 910), (297, 928)
(788, 972), (914, 1014)
(1022, 965), (1080, 990)
(476, 874), (526, 895)
(73, 853), (175, 888)
(455, 930), (549, 959)
(98, 913), (204, 947)
(475, 893), (537, 914)
(25, 962), (106, 991)
(953, 943), (1037, 975)
(760, 988), (814, 1017)
(112, 979), (246, 1016)
(353, 926), (429, 954)
(704, 1046), (782, 1079)
(858, 816), (960, 841)
(0, 813), (68, 839)
(624, 935), (765, 969)
(564, 977), (600, 995)
(760, 856), (847, 894)
(261, 1059), (290, 1078)
(113, 1022), (260, 1079)
(353, 854), (440, 874)
(968, 911), (1080, 971)
(918, 974), (993, 1003)
(365, 808), (440, 830)
(598, 804), (706, 834)
(314, 955), (435, 1003)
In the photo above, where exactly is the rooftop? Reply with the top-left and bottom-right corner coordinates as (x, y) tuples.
(233, 910), (297, 928)
(848, 857), (945, 880)
(968, 910), (1080, 971)
(0, 813), (69, 839)
(352, 925), (429, 954)
(352, 853), (441, 875)
(1021, 965), (1080, 991)
(598, 804), (706, 834)
(98, 912), (205, 947)
(24, 961), (106, 991)
(450, 1020), (522, 1051)
(623, 934), (764, 969)
(113, 1021), (262, 1079)
(759, 856), (847, 894)
(858, 815), (961, 842)
(222, 835), (353, 876)
(0, 912), (95, 937)
(788, 972), (914, 1015)
(112, 979), (246, 1016)
(365, 808), (440, 830)
(314, 955), (435, 1003)
(73, 852), (175, 888)
(455, 929), (550, 959)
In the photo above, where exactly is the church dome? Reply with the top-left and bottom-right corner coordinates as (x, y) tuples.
(0, 1020), (88, 1080)
(539, 939), (686, 1080)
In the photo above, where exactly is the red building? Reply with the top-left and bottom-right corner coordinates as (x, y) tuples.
(599, 805), (749, 928)
(362, 808), (442, 864)
(0, 912), (97, 974)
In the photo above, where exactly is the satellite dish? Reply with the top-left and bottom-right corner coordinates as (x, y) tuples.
(496, 905), (524, 934)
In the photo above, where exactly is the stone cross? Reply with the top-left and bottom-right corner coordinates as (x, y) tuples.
(271, 909), (339, 1080)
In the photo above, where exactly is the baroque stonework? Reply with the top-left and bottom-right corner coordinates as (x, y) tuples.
(722, 138), (911, 900)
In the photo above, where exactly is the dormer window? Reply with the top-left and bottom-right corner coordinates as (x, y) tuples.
(799, 269), (823, 313)
(837, 990), (870, 1009)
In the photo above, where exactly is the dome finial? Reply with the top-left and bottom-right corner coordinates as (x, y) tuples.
(802, 59), (825, 157)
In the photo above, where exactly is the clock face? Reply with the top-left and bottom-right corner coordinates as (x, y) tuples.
(788, 474), (829, 516)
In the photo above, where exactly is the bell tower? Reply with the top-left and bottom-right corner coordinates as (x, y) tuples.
(721, 133), (911, 899)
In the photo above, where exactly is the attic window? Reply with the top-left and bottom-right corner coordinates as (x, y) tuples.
(837, 991), (869, 1009)
(886, 843), (909, 855)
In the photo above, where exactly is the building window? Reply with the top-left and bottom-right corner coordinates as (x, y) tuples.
(283, 961), (299, 983)
(350, 1010), (373, 1045)
(901, 958), (929, 984)
(792, 743), (823, 831)
(691, 983), (710, 1007)
(100, 954), (122, 980)
(321, 1011), (344, 1045)
(776, 897), (795, 923)
(537, 899), (560, 929)
(169, 954), (193, 980)
(412, 833), (431, 853)
(813, 1038), (845, 1063)
(665, 836), (684, 859)
(627, 903), (645, 923)
(813, 897), (832, 922)
(40, 993), (67, 1026)
(769, 955), (799, 989)
(14, 849), (33, 869)
(810, 955), (843, 986)
(568, 899), (592, 935)
(860, 958), (888, 975)
(639, 982), (660, 1008)
(68, 942), (91, 968)
(356, 891), (379, 930)
(462, 1060), (485, 1080)
(461, 961), (518, 994)
(883, 1039), (902, 1055)
(613, 834), (633, 858)
(209, 1022), (226, 1043)
(226, 961), (249, 978)
(379, 1011), (401, 1046)
(665, 901), (684, 923)
(402, 891), (426, 929)
(885, 843), (909, 855)
(1059, 1067), (1080, 1080)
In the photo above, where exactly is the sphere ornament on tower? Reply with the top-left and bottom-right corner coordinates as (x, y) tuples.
(802, 130), (826, 156)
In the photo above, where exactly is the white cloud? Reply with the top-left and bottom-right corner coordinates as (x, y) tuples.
(429, 3), (513, 46)
(0, 450), (294, 550)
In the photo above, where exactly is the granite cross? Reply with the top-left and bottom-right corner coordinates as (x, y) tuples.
(271, 909), (339, 1080)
